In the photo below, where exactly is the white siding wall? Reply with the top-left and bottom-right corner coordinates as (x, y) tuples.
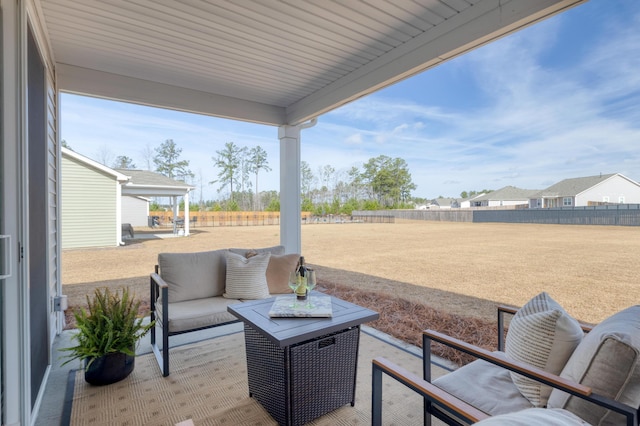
(121, 196), (149, 227)
(576, 176), (640, 206)
(61, 156), (118, 248)
(45, 51), (61, 339)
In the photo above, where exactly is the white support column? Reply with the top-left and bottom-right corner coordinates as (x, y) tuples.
(172, 196), (178, 234)
(279, 125), (302, 254)
(279, 119), (316, 255)
(116, 182), (123, 245)
(183, 192), (190, 236)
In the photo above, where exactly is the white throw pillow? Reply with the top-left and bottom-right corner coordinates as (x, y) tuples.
(505, 292), (583, 407)
(223, 252), (271, 300)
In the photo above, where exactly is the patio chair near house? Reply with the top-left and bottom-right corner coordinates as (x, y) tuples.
(122, 223), (134, 238)
(372, 293), (640, 425)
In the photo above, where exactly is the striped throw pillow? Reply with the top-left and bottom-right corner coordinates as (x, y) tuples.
(505, 292), (583, 407)
(223, 252), (271, 300)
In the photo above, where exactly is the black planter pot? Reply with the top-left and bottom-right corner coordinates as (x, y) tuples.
(84, 351), (135, 386)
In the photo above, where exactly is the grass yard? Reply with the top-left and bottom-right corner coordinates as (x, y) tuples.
(62, 220), (640, 362)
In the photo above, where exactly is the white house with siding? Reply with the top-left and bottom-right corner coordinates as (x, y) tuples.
(121, 195), (150, 227)
(529, 173), (640, 208)
(61, 147), (129, 248)
(471, 186), (539, 208)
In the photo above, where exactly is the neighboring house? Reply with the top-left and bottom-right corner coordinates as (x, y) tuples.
(61, 148), (129, 249)
(62, 149), (195, 249)
(432, 197), (459, 209)
(115, 169), (195, 233)
(529, 173), (640, 208)
(472, 186), (539, 208)
(459, 193), (486, 208)
(121, 195), (151, 227)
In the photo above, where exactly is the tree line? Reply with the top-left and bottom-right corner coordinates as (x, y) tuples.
(66, 138), (424, 214)
(157, 139), (419, 214)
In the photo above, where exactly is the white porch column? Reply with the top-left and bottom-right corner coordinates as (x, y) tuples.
(172, 196), (178, 234)
(116, 181), (123, 245)
(183, 191), (190, 236)
(279, 120), (316, 254)
(279, 125), (302, 254)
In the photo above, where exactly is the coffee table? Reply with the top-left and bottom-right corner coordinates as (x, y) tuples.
(227, 293), (379, 426)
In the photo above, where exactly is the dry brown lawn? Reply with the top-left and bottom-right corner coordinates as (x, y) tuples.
(62, 220), (640, 364)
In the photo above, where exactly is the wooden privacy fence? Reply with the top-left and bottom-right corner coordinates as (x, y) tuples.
(150, 211), (313, 227)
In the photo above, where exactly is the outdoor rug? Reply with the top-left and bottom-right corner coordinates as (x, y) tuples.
(66, 330), (451, 425)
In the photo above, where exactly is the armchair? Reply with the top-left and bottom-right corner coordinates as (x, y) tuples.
(372, 294), (640, 425)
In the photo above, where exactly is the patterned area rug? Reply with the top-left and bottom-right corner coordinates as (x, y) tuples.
(68, 330), (450, 425)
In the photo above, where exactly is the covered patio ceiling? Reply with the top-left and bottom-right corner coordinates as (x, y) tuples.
(37, 0), (586, 126)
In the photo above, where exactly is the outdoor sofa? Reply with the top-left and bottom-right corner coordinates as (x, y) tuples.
(150, 245), (299, 376)
(372, 292), (640, 425)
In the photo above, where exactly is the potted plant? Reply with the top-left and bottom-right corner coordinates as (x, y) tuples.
(61, 286), (154, 385)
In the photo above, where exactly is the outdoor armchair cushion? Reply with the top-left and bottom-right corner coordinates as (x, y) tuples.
(505, 292), (583, 407)
(548, 305), (640, 426)
(474, 408), (590, 425)
(158, 249), (228, 302)
(433, 354), (534, 416)
(157, 297), (241, 333)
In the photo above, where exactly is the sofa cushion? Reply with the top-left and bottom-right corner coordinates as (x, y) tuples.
(266, 253), (300, 294)
(223, 252), (271, 300)
(548, 305), (640, 426)
(505, 292), (583, 407)
(228, 245), (285, 257)
(158, 249), (227, 302)
(433, 356), (533, 416)
(158, 297), (241, 333)
(474, 408), (590, 425)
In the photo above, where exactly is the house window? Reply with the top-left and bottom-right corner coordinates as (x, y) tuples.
(603, 196), (610, 203)
(563, 197), (572, 206)
(619, 196), (625, 204)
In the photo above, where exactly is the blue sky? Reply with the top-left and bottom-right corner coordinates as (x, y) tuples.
(61, 0), (640, 202)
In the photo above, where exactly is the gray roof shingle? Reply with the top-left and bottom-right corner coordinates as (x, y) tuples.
(115, 169), (194, 189)
(535, 174), (617, 197)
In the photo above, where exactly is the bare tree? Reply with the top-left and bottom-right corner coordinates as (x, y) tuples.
(140, 143), (154, 170)
(95, 145), (114, 166)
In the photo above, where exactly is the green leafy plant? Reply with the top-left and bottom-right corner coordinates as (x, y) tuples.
(61, 287), (154, 368)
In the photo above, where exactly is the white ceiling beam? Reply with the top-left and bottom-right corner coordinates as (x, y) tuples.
(285, 0), (587, 125)
(57, 63), (287, 125)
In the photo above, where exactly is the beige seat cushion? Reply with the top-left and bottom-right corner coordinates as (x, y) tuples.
(548, 305), (640, 426)
(474, 408), (591, 425)
(158, 249), (228, 302)
(433, 356), (533, 416)
(505, 292), (583, 407)
(158, 297), (241, 333)
(223, 252), (271, 300)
